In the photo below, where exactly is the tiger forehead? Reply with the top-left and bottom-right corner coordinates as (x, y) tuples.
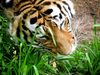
(5, 0), (74, 34)
(4, 0), (75, 31)
(4, 0), (75, 28)
(13, 0), (68, 10)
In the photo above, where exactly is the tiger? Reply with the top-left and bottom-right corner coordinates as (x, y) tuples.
(0, 0), (77, 55)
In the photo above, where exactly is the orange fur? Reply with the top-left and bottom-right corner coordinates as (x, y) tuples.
(44, 20), (76, 55)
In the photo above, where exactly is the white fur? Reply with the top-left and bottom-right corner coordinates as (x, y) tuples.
(49, 5), (66, 30)
(48, 0), (75, 30)
(6, 0), (11, 3)
(64, 0), (75, 15)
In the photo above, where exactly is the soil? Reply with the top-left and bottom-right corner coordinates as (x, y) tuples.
(72, 0), (100, 42)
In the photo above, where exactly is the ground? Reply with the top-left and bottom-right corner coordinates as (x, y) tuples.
(72, 0), (100, 42)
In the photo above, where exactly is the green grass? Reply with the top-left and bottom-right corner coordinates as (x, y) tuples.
(0, 13), (100, 75)
(93, 16), (100, 35)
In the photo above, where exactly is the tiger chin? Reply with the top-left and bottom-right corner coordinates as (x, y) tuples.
(0, 0), (77, 55)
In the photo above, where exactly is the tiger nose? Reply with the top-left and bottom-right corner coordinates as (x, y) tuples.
(70, 36), (77, 53)
(58, 35), (77, 55)
(64, 36), (77, 54)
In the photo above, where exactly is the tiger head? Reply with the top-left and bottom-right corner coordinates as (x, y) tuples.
(44, 20), (77, 55)
(1, 0), (77, 55)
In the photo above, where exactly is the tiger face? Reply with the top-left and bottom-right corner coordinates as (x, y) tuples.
(0, 0), (77, 55)
(44, 20), (77, 55)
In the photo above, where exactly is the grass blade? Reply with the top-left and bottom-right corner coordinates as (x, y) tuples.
(33, 65), (39, 75)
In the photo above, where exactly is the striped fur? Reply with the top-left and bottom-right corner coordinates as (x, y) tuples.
(1, 0), (77, 55)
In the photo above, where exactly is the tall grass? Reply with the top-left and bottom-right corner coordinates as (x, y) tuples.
(0, 13), (100, 75)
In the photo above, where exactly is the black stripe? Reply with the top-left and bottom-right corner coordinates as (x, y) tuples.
(66, 18), (69, 24)
(19, 0), (28, 3)
(48, 16), (53, 19)
(62, 1), (73, 17)
(61, 10), (66, 16)
(62, 1), (69, 6)
(43, 9), (53, 15)
(30, 17), (37, 24)
(35, 25), (41, 29)
(38, 14), (42, 19)
(20, 2), (31, 9)
(42, 1), (51, 5)
(20, 6), (31, 13)
(59, 13), (62, 19)
(23, 13), (28, 19)
(37, 0), (44, 4)
(63, 6), (68, 14)
(16, 0), (29, 7)
(53, 2), (61, 10)
(14, 11), (20, 16)
(34, 6), (42, 10)
(22, 25), (29, 30)
(63, 6), (73, 18)
(19, 3), (31, 12)
(22, 31), (28, 41)
(30, 10), (37, 15)
(39, 35), (49, 40)
(53, 15), (58, 20)
(22, 30), (33, 42)
(38, 12), (46, 19)
(29, 30), (33, 38)
(62, 1), (71, 11)
(53, 2), (66, 17)
(22, 9), (36, 16)
(22, 20), (25, 24)
(60, 21), (64, 27)
(16, 26), (20, 38)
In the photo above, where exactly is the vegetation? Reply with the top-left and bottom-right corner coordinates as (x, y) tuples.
(0, 12), (100, 75)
